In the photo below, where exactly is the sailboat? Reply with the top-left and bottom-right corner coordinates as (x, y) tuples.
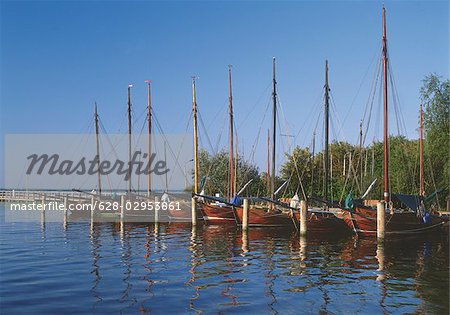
(292, 60), (350, 234)
(140, 80), (188, 222)
(199, 66), (239, 224)
(117, 84), (168, 222)
(73, 87), (143, 221)
(233, 58), (295, 228)
(69, 102), (105, 220)
(168, 75), (235, 222)
(341, 7), (447, 236)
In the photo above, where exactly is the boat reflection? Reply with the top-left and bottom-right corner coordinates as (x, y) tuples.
(84, 222), (448, 314)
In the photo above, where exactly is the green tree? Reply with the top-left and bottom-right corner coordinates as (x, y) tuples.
(280, 137), (424, 203)
(420, 74), (449, 208)
(281, 141), (359, 202)
(280, 146), (311, 198)
(196, 149), (260, 198)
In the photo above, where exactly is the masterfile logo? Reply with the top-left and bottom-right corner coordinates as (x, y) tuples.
(5, 134), (192, 191)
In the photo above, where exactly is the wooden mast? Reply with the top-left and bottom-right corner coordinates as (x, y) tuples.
(360, 120), (363, 189)
(94, 102), (102, 195)
(192, 77), (199, 194)
(419, 104), (424, 196)
(382, 6), (389, 203)
(145, 80), (152, 197)
(271, 57), (277, 201)
(324, 60), (330, 202)
(228, 65), (234, 200)
(234, 135), (238, 196)
(164, 141), (168, 192)
(310, 131), (315, 197)
(267, 129), (270, 195)
(127, 84), (133, 194)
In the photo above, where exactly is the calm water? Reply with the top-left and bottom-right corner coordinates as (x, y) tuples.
(1, 206), (448, 314)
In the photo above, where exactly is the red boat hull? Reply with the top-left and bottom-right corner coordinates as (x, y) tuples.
(200, 203), (237, 224)
(293, 211), (350, 234)
(167, 201), (202, 222)
(342, 205), (446, 237)
(234, 206), (294, 227)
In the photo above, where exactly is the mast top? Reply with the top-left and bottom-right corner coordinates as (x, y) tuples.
(272, 58), (277, 84)
(191, 76), (197, 104)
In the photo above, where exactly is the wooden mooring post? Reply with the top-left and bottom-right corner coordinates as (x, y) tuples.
(41, 195), (46, 222)
(377, 201), (385, 242)
(300, 200), (307, 236)
(120, 195), (125, 221)
(90, 196), (95, 223)
(63, 197), (68, 226)
(242, 199), (249, 231)
(191, 197), (197, 226)
(154, 196), (159, 223)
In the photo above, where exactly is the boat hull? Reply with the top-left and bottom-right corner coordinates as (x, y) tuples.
(294, 210), (350, 234)
(342, 205), (447, 237)
(167, 201), (202, 222)
(200, 203), (237, 224)
(234, 206), (294, 227)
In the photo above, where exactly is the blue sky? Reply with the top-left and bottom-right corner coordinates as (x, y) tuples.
(0, 0), (448, 187)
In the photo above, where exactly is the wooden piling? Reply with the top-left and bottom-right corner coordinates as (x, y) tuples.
(377, 201), (385, 241)
(154, 196), (159, 223)
(63, 197), (68, 225)
(90, 196), (95, 222)
(191, 197), (197, 226)
(120, 195), (125, 221)
(300, 200), (307, 235)
(242, 198), (249, 231)
(41, 195), (46, 222)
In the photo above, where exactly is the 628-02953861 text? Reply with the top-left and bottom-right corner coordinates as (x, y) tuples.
(97, 201), (181, 212)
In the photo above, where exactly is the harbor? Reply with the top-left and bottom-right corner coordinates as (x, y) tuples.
(1, 1), (449, 314)
(0, 203), (448, 314)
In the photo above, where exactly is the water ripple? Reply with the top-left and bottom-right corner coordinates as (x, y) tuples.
(1, 209), (448, 314)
